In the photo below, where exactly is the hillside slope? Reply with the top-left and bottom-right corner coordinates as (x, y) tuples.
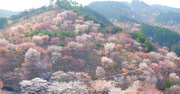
(0, 0), (180, 94)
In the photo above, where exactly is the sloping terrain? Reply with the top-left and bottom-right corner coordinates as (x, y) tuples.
(0, 0), (180, 94)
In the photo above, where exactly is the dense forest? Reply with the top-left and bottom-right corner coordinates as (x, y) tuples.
(0, 17), (7, 28)
(140, 23), (180, 56)
(131, 31), (156, 52)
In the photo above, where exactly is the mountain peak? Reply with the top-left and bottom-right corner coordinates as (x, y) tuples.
(132, 0), (139, 2)
(131, 0), (147, 6)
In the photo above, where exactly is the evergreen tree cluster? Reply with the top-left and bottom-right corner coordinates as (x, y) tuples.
(131, 31), (155, 52)
(140, 23), (180, 55)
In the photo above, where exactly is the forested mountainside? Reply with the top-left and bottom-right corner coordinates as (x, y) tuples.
(1, 0), (180, 94)
(112, 20), (180, 57)
(88, 0), (180, 32)
(140, 24), (180, 56)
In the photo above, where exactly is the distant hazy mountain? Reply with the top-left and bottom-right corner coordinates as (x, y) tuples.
(151, 4), (180, 13)
(88, 0), (180, 25)
(88, 1), (137, 22)
(0, 9), (17, 18)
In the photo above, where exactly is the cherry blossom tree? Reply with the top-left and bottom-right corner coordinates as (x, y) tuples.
(109, 88), (124, 94)
(165, 85), (180, 94)
(0, 39), (9, 47)
(76, 72), (91, 83)
(149, 52), (164, 62)
(20, 78), (49, 94)
(104, 43), (115, 52)
(53, 17), (63, 25)
(47, 45), (62, 64)
(50, 37), (60, 45)
(96, 66), (106, 79)
(67, 41), (84, 50)
(41, 35), (49, 44)
(24, 23), (32, 30)
(150, 63), (161, 72)
(90, 32), (104, 43)
(60, 56), (85, 70)
(123, 88), (137, 94)
(101, 57), (115, 68)
(106, 26), (114, 33)
(19, 43), (35, 53)
(166, 52), (178, 61)
(10, 25), (25, 33)
(50, 71), (91, 83)
(159, 61), (177, 72)
(76, 34), (93, 44)
(47, 81), (88, 94)
(2, 72), (25, 91)
(50, 71), (74, 82)
(25, 48), (40, 63)
(32, 36), (43, 45)
(61, 47), (72, 56)
(75, 24), (89, 33)
(23, 48), (51, 79)
(0, 59), (11, 73)
(137, 84), (163, 94)
(169, 73), (180, 84)
(33, 22), (51, 31)
(90, 80), (115, 93)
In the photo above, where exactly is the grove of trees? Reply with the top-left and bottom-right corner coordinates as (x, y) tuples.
(140, 23), (180, 55)
(0, 17), (7, 28)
